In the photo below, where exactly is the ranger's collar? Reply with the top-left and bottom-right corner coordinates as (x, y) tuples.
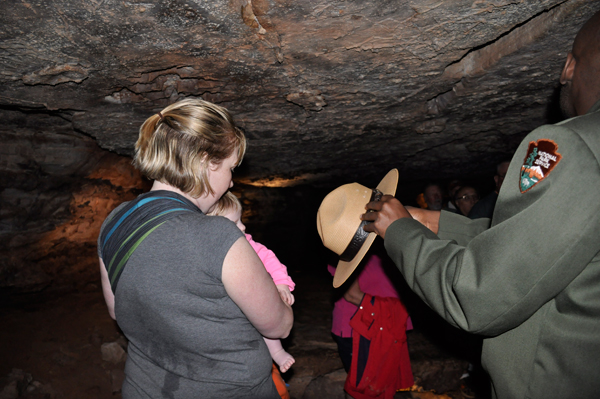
(588, 98), (600, 114)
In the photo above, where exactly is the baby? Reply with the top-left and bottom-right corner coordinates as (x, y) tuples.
(208, 192), (296, 373)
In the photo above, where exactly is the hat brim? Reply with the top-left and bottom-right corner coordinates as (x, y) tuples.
(376, 168), (399, 197)
(332, 169), (399, 288)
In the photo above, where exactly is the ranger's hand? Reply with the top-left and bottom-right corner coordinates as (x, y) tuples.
(361, 195), (412, 239)
(405, 206), (441, 234)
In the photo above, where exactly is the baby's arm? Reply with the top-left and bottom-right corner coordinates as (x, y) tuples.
(247, 235), (295, 291)
(276, 284), (295, 306)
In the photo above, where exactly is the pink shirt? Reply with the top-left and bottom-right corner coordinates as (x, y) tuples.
(246, 234), (295, 291)
(329, 254), (412, 337)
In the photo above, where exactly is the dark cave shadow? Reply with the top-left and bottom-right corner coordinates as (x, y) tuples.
(545, 83), (566, 125)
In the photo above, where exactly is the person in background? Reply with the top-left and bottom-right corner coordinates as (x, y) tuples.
(468, 161), (510, 220)
(423, 182), (444, 211)
(361, 10), (600, 398)
(97, 98), (292, 399)
(445, 180), (464, 212)
(453, 185), (479, 216)
(317, 169), (414, 399)
(328, 247), (414, 395)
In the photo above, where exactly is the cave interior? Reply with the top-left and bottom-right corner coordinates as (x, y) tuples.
(1, 1), (599, 398)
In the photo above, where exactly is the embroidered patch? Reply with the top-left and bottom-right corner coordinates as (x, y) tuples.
(520, 139), (562, 193)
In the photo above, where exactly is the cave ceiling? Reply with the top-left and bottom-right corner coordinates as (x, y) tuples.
(2, 0), (599, 188)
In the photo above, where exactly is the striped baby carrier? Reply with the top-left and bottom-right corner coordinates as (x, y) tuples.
(99, 190), (202, 294)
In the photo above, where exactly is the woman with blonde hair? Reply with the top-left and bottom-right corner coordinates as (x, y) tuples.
(97, 98), (293, 398)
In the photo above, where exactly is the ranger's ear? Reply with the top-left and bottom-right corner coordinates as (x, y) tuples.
(560, 52), (576, 85)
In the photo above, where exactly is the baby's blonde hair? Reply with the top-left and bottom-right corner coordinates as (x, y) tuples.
(134, 98), (246, 198)
(207, 191), (242, 217)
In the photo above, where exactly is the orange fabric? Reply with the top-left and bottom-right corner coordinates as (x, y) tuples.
(416, 193), (428, 209)
(272, 363), (290, 399)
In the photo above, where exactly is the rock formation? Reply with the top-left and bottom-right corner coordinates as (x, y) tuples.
(1, 0), (599, 291)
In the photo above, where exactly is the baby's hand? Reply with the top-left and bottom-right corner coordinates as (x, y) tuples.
(276, 284), (295, 306)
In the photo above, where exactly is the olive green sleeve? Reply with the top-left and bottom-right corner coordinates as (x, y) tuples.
(436, 211), (490, 246)
(384, 123), (600, 336)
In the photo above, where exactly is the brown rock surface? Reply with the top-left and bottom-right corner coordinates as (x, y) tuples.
(2, 0), (599, 185)
(2, 0), (599, 293)
(0, 3), (596, 395)
(2, 1), (600, 289)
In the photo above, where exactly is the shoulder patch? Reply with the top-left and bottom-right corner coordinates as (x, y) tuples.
(520, 139), (562, 193)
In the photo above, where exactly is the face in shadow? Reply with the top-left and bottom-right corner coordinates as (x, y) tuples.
(454, 186), (479, 216)
(424, 184), (443, 211)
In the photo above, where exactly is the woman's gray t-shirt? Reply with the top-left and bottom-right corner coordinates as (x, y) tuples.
(98, 203), (278, 398)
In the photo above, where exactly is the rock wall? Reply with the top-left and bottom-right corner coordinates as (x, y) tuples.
(0, 107), (328, 294)
(2, 1), (600, 293)
(2, 1), (599, 185)
(0, 110), (150, 294)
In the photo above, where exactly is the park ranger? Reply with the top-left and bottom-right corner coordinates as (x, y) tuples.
(361, 9), (600, 399)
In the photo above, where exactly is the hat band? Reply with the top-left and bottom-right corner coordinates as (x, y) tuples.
(339, 189), (383, 262)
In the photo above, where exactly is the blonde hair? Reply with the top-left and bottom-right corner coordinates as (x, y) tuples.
(134, 98), (246, 198)
(207, 191), (242, 217)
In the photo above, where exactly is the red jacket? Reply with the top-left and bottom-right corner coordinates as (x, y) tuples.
(345, 294), (414, 399)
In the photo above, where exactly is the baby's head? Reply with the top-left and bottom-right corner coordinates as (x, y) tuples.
(208, 191), (246, 232)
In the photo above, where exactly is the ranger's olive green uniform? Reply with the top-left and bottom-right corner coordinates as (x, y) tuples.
(385, 100), (600, 398)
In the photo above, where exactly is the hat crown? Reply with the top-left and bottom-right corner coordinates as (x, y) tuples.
(317, 183), (372, 255)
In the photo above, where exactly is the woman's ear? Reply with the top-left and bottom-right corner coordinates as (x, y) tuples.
(560, 52), (576, 85)
(208, 160), (219, 171)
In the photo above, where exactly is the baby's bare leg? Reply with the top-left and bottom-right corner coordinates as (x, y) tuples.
(264, 337), (295, 373)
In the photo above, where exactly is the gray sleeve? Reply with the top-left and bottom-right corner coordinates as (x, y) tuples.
(436, 210), (490, 246)
(384, 124), (600, 336)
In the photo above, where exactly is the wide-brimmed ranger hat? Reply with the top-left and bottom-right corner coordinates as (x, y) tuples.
(317, 169), (398, 288)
